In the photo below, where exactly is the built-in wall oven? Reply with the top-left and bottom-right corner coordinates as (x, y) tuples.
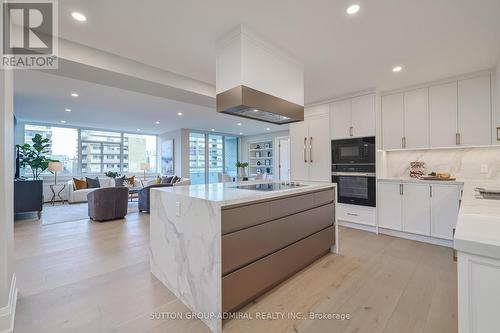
(332, 137), (376, 207)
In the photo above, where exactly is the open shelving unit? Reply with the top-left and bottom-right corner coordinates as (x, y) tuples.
(247, 140), (273, 177)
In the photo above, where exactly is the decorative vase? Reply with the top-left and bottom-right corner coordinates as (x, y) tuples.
(238, 168), (247, 178)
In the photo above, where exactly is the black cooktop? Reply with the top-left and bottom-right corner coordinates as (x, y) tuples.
(233, 183), (306, 191)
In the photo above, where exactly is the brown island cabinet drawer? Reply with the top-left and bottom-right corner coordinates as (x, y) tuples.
(222, 226), (335, 313)
(221, 188), (335, 234)
(222, 203), (334, 275)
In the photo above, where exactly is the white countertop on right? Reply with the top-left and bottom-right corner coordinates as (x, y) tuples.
(454, 181), (500, 259)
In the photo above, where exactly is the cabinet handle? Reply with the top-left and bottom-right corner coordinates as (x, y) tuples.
(399, 183), (404, 195)
(349, 126), (353, 137)
(303, 137), (307, 163)
(347, 213), (359, 216)
(456, 133), (461, 145)
(402, 137), (407, 148)
(430, 185), (432, 198)
(310, 137), (313, 163)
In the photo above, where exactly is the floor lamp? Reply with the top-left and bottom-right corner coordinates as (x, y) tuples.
(48, 161), (63, 185)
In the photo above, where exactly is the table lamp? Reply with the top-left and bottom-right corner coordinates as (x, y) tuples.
(140, 162), (150, 181)
(48, 161), (63, 185)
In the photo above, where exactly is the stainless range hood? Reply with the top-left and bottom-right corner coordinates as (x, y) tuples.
(216, 85), (304, 124)
(216, 26), (304, 125)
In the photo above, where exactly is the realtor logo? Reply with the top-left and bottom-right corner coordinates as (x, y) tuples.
(1, 0), (58, 69)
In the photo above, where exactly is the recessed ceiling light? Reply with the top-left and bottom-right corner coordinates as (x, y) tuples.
(392, 65), (403, 72)
(346, 4), (360, 15)
(177, 112), (183, 116)
(237, 122), (242, 126)
(155, 121), (160, 124)
(266, 128), (270, 131)
(137, 128), (141, 131)
(64, 108), (71, 112)
(71, 12), (87, 22)
(239, 132), (243, 135)
(71, 92), (79, 97)
(253, 109), (259, 112)
(60, 120), (66, 123)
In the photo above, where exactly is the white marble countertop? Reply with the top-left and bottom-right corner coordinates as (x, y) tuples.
(454, 181), (500, 259)
(153, 181), (335, 207)
(378, 177), (465, 186)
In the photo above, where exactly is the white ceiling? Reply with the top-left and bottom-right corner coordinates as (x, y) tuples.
(56, 0), (500, 104)
(14, 70), (286, 135)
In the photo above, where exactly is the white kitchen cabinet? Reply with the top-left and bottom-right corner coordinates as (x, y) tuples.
(378, 181), (462, 244)
(404, 88), (429, 149)
(378, 182), (403, 231)
(381, 93), (404, 149)
(351, 94), (376, 137)
(402, 183), (431, 235)
(458, 75), (491, 146)
(429, 82), (458, 147)
(290, 108), (330, 182)
(308, 116), (331, 182)
(431, 184), (460, 240)
(330, 100), (351, 139)
(330, 94), (375, 139)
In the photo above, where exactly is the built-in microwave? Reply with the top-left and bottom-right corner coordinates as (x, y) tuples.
(331, 137), (375, 165)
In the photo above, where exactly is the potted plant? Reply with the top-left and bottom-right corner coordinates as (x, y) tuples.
(16, 133), (58, 180)
(236, 161), (249, 178)
(104, 171), (121, 179)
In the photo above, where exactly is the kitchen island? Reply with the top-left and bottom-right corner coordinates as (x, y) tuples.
(150, 181), (337, 333)
(454, 182), (500, 333)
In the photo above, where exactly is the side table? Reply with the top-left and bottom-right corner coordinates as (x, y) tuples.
(50, 183), (66, 205)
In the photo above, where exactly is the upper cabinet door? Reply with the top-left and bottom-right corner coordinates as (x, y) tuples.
(351, 94), (376, 138)
(382, 93), (404, 149)
(330, 100), (352, 140)
(289, 121), (309, 182)
(429, 82), (458, 148)
(308, 115), (332, 182)
(458, 75), (491, 146)
(404, 88), (429, 149)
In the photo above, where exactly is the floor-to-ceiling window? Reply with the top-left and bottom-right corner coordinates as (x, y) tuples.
(23, 124), (158, 175)
(189, 131), (238, 184)
(189, 132), (206, 184)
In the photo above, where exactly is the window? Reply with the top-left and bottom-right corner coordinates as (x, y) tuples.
(80, 130), (122, 173)
(123, 133), (157, 172)
(24, 125), (78, 174)
(189, 132), (206, 184)
(23, 124), (158, 175)
(189, 132), (238, 184)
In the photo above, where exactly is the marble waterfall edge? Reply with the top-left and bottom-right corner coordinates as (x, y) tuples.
(150, 189), (222, 333)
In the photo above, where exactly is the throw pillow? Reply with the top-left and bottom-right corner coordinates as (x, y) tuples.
(115, 175), (125, 187)
(73, 178), (87, 190)
(86, 177), (100, 189)
(161, 176), (173, 184)
(124, 175), (135, 187)
(170, 176), (180, 184)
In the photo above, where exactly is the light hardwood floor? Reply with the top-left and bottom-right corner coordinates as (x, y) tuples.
(14, 210), (457, 333)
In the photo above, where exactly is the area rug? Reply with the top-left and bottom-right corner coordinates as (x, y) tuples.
(38, 201), (139, 225)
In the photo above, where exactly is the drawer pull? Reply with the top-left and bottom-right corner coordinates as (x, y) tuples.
(347, 213), (359, 216)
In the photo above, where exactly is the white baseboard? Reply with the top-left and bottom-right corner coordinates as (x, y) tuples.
(338, 220), (377, 233)
(378, 228), (453, 248)
(0, 274), (17, 333)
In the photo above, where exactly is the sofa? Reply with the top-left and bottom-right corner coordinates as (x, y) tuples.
(87, 187), (129, 221)
(138, 177), (190, 213)
(67, 177), (142, 203)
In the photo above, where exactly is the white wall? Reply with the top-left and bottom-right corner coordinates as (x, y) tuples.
(0, 69), (16, 332)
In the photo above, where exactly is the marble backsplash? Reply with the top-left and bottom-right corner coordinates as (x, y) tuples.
(383, 146), (500, 182)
